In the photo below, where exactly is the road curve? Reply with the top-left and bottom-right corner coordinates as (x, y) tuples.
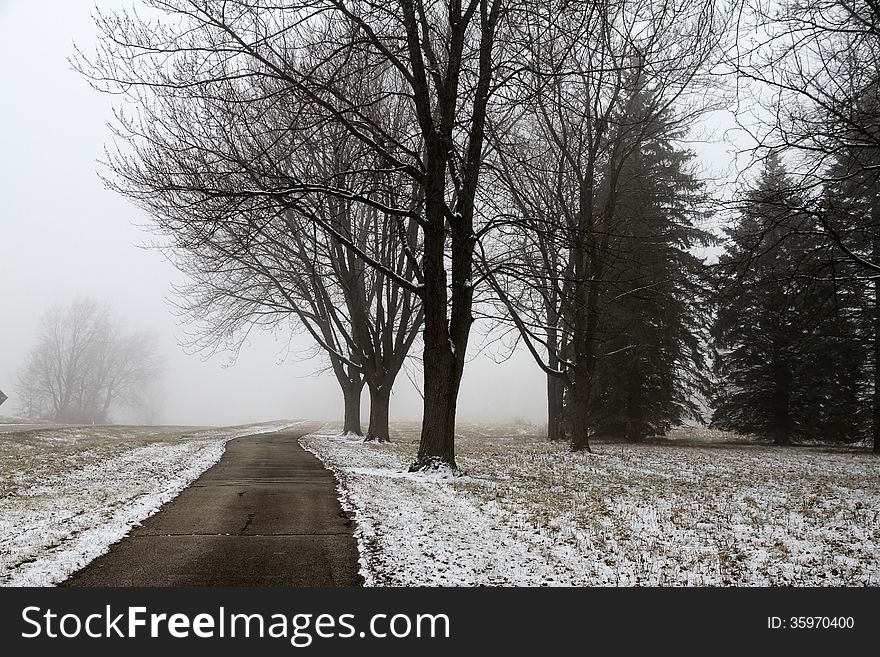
(62, 425), (363, 586)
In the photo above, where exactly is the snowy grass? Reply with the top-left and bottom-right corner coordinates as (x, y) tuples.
(0, 420), (301, 586)
(301, 423), (880, 586)
(0, 415), (50, 425)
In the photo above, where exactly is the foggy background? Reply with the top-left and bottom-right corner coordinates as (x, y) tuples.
(0, 0), (554, 426)
(0, 0), (737, 427)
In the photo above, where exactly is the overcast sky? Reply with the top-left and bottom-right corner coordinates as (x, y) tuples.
(0, 0), (742, 427)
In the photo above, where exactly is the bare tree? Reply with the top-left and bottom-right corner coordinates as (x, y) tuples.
(172, 190), (424, 441)
(78, 0), (529, 469)
(17, 299), (161, 423)
(96, 37), (424, 441)
(732, 0), (880, 273)
(129, 381), (165, 425)
(740, 0), (880, 210)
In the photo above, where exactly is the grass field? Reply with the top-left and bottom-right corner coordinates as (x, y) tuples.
(303, 423), (880, 586)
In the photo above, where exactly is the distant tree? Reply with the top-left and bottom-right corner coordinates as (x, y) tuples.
(129, 382), (165, 426)
(711, 155), (868, 444)
(16, 299), (161, 423)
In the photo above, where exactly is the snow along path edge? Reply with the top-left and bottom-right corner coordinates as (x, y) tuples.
(4, 421), (304, 587)
(299, 430), (377, 586)
(299, 428), (569, 586)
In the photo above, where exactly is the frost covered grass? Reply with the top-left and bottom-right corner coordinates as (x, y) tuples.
(302, 423), (880, 586)
(0, 415), (47, 425)
(0, 420), (300, 586)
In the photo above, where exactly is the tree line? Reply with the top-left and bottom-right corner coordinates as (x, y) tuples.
(67, 0), (880, 461)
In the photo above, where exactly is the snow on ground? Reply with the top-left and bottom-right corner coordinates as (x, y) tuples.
(0, 415), (49, 425)
(0, 421), (301, 586)
(301, 423), (880, 586)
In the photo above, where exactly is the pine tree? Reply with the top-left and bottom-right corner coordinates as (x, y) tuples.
(821, 85), (880, 449)
(587, 82), (713, 440)
(712, 155), (868, 444)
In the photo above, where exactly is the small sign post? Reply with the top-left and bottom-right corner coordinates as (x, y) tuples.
(0, 390), (7, 408)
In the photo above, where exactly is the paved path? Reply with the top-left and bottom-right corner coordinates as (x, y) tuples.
(62, 426), (363, 586)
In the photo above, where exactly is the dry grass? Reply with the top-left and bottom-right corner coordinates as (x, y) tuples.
(0, 425), (214, 497)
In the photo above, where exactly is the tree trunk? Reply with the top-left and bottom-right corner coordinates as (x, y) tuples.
(569, 358), (593, 452)
(546, 324), (564, 441)
(626, 360), (646, 442)
(568, 172), (603, 453)
(547, 374), (565, 441)
(569, 295), (597, 452)
(411, 222), (470, 471)
(410, 154), (472, 471)
(873, 221), (880, 454)
(366, 384), (392, 443)
(342, 380), (364, 436)
(874, 267), (880, 454)
(772, 364), (792, 446)
(415, 342), (461, 469)
(773, 432), (792, 447)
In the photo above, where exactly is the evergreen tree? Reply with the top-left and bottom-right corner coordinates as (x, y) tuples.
(587, 82), (713, 440)
(712, 155), (868, 444)
(821, 84), (880, 450)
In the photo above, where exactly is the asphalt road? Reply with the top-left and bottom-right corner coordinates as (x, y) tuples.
(62, 425), (363, 586)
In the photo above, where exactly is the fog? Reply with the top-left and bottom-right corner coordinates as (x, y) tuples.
(0, 0), (556, 426)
